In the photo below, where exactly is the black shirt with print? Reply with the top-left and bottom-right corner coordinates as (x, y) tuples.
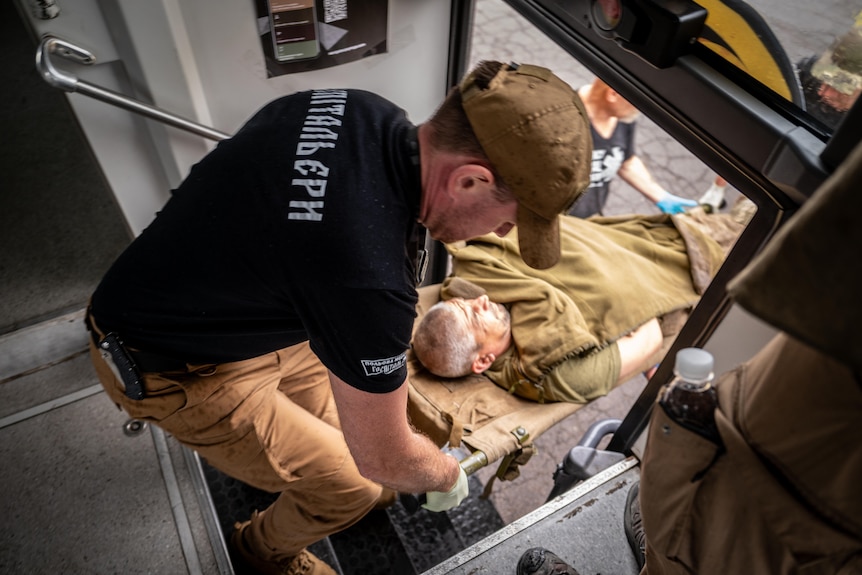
(91, 89), (422, 393)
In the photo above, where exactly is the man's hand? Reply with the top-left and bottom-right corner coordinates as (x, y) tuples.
(329, 374), (465, 494)
(422, 456), (469, 512)
(655, 190), (697, 214)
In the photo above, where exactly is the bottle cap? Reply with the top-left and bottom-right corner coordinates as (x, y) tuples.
(674, 348), (714, 382)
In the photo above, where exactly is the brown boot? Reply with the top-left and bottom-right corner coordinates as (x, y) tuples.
(517, 547), (581, 575)
(229, 516), (336, 575)
(624, 482), (645, 569)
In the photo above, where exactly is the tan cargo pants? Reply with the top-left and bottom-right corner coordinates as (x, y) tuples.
(88, 334), (382, 563)
(640, 333), (862, 574)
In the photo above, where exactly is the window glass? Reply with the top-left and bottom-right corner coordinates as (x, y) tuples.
(698, 0), (862, 131)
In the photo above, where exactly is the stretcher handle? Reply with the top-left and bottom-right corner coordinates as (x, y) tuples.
(456, 450), (488, 476)
(36, 34), (231, 142)
(577, 418), (623, 448)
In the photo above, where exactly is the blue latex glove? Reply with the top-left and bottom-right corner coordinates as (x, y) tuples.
(655, 190), (698, 214)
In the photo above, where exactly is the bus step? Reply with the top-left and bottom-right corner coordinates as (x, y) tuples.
(201, 461), (503, 574)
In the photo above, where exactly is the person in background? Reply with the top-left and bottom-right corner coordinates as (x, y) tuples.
(704, 20), (862, 215)
(798, 21), (862, 131)
(569, 77), (698, 218)
(85, 60), (592, 575)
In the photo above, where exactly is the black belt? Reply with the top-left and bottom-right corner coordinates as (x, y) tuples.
(86, 315), (188, 373)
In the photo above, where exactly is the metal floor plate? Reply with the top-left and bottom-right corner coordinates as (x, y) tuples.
(200, 459), (504, 575)
(424, 459), (642, 575)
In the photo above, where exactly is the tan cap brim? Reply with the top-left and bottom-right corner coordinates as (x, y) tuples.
(517, 204), (560, 269)
(460, 63), (591, 270)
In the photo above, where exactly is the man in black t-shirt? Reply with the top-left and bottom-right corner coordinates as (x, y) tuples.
(87, 61), (592, 574)
(568, 77), (697, 218)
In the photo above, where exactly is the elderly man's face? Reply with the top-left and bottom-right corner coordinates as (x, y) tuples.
(445, 295), (512, 357)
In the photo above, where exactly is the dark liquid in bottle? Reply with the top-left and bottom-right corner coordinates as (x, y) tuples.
(660, 382), (721, 444)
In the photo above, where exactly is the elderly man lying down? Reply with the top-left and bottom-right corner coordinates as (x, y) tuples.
(412, 205), (751, 403)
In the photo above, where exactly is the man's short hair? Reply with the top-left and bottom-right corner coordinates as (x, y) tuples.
(426, 60), (506, 158)
(412, 301), (479, 378)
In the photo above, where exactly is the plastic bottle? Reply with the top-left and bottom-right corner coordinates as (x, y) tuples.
(658, 347), (721, 444)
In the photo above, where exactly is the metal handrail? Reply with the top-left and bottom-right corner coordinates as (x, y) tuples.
(36, 34), (231, 142)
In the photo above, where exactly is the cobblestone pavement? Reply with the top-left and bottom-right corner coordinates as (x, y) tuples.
(466, 0), (738, 523)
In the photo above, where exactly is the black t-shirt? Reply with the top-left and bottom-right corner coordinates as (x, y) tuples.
(568, 120), (636, 218)
(90, 89), (422, 393)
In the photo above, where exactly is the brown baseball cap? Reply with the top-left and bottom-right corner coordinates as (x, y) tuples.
(460, 62), (592, 269)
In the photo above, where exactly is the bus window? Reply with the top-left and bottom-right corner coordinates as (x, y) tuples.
(696, 1), (861, 133)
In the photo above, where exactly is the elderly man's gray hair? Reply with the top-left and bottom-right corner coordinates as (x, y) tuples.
(412, 301), (480, 378)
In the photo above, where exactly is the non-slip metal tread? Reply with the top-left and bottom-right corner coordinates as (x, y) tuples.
(200, 460), (504, 574)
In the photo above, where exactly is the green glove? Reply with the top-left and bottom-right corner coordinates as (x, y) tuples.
(422, 458), (469, 512)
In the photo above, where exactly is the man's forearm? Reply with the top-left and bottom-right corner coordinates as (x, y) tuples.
(619, 156), (665, 202)
(616, 317), (663, 382)
(366, 427), (462, 494)
(328, 371), (461, 494)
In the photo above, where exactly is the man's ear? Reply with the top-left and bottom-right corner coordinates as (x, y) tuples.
(471, 352), (496, 374)
(450, 164), (495, 195)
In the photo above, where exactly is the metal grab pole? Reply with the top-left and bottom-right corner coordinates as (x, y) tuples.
(36, 35), (231, 142)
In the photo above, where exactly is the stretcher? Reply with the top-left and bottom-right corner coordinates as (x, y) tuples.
(405, 205), (752, 482)
(406, 284), (586, 484)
